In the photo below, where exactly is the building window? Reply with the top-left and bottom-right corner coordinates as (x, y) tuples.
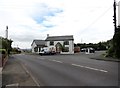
(34, 47), (38, 52)
(62, 47), (69, 52)
(39, 47), (41, 52)
(64, 41), (69, 45)
(50, 41), (54, 45)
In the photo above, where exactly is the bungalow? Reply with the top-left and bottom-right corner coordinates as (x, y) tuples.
(31, 35), (74, 54)
(31, 40), (46, 54)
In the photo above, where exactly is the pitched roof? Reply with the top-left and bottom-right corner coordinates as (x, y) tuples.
(45, 35), (74, 41)
(31, 40), (45, 46)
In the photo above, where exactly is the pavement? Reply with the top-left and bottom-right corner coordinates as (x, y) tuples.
(0, 53), (2, 72)
(2, 55), (37, 87)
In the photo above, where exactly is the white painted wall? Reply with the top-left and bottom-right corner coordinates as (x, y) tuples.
(46, 40), (74, 54)
(69, 40), (74, 54)
(31, 42), (37, 53)
(46, 41), (63, 52)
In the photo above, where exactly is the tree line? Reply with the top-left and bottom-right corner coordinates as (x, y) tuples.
(74, 41), (110, 51)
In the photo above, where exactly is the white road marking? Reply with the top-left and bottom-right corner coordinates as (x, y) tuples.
(6, 83), (19, 86)
(39, 58), (45, 60)
(71, 64), (108, 73)
(21, 63), (40, 86)
(51, 60), (63, 63)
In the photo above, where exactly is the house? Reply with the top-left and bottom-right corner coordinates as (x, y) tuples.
(31, 40), (46, 53)
(31, 35), (74, 54)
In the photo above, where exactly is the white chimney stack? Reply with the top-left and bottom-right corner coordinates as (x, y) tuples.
(5, 26), (8, 39)
(47, 34), (49, 37)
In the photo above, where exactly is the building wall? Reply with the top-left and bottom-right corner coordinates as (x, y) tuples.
(46, 41), (63, 51)
(118, 1), (120, 26)
(31, 42), (37, 53)
(46, 40), (74, 54)
(69, 40), (74, 54)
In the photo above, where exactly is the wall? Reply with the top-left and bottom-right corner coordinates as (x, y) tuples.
(46, 40), (74, 54)
(31, 42), (37, 53)
(69, 40), (74, 54)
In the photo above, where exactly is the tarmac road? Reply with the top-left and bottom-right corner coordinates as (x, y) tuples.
(12, 52), (118, 86)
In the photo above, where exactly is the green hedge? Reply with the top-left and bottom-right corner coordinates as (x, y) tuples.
(0, 49), (7, 54)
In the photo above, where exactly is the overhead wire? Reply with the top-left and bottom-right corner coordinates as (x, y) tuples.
(79, 6), (113, 34)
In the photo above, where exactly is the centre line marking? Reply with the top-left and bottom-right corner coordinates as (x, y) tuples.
(37, 58), (45, 60)
(52, 60), (63, 63)
(71, 64), (108, 73)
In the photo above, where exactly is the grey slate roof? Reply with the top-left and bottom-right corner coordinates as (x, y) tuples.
(45, 35), (74, 41)
(31, 40), (45, 46)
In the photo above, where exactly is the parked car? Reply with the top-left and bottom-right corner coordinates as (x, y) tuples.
(86, 48), (95, 53)
(80, 48), (86, 52)
(39, 47), (56, 55)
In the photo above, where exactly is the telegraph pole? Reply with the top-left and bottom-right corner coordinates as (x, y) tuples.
(113, 0), (120, 58)
(113, 0), (117, 33)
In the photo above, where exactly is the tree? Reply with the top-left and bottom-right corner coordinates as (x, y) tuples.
(113, 26), (120, 58)
(0, 37), (13, 54)
(97, 42), (107, 50)
(106, 26), (120, 59)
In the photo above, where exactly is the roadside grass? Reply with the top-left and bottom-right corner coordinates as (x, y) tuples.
(92, 52), (120, 62)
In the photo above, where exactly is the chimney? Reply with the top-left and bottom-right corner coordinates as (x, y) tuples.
(47, 34), (49, 37)
(5, 26), (8, 39)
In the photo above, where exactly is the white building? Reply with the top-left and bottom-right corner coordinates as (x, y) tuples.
(31, 35), (74, 54)
(118, 1), (120, 26)
(31, 40), (45, 54)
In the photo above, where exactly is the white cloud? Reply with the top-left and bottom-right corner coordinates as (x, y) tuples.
(0, 0), (119, 49)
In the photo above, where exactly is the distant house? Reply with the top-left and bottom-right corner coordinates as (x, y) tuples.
(31, 40), (46, 53)
(31, 35), (74, 54)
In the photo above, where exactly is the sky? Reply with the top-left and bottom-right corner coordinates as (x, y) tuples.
(0, 0), (120, 49)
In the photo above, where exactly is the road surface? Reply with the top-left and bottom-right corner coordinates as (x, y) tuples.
(12, 52), (118, 86)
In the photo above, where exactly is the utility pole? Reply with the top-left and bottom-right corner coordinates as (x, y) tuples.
(113, 0), (117, 33)
(5, 26), (8, 39)
(5, 26), (9, 55)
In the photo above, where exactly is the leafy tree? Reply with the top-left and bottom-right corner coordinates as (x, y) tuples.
(0, 37), (13, 54)
(113, 26), (120, 58)
(106, 26), (120, 59)
(97, 42), (107, 50)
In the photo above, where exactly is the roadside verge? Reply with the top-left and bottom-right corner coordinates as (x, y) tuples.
(90, 55), (120, 62)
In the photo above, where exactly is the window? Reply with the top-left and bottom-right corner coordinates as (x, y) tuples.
(39, 47), (41, 52)
(34, 47), (38, 52)
(50, 41), (54, 45)
(62, 47), (69, 52)
(64, 41), (69, 45)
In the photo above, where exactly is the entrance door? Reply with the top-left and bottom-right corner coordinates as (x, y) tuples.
(55, 42), (62, 53)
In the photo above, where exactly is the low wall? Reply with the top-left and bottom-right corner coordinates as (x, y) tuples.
(0, 54), (8, 67)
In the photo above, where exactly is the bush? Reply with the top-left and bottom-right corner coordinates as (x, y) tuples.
(106, 46), (115, 57)
(0, 49), (7, 54)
